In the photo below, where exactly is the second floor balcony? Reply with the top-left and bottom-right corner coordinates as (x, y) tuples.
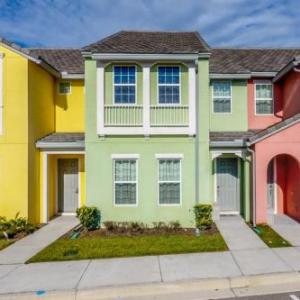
(97, 62), (196, 136)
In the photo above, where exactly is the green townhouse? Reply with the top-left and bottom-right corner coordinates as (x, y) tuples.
(82, 31), (250, 226)
(81, 31), (251, 227)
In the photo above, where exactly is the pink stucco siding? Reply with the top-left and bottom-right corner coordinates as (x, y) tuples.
(254, 122), (300, 223)
(282, 70), (300, 119)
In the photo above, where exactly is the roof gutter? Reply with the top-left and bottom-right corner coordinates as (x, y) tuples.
(273, 59), (300, 83)
(209, 140), (246, 147)
(36, 141), (85, 149)
(210, 73), (251, 79)
(82, 52), (204, 61)
(61, 72), (84, 79)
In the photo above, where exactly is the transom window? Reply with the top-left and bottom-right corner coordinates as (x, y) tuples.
(212, 81), (231, 113)
(114, 66), (136, 104)
(255, 82), (273, 115)
(158, 159), (181, 205)
(158, 66), (180, 104)
(59, 82), (71, 94)
(114, 159), (137, 205)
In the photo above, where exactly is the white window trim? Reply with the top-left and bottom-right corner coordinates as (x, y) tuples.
(157, 157), (182, 206)
(155, 153), (184, 159)
(254, 81), (274, 116)
(58, 81), (72, 95)
(212, 80), (232, 114)
(113, 65), (137, 105)
(113, 157), (138, 207)
(157, 65), (181, 105)
(0, 53), (4, 135)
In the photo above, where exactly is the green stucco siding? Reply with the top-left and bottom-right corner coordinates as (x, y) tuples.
(85, 59), (198, 227)
(209, 80), (248, 131)
(197, 58), (211, 204)
(86, 137), (196, 227)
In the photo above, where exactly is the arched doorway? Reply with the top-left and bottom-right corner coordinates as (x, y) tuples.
(267, 154), (300, 222)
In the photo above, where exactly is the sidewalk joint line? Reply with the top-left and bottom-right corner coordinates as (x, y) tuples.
(229, 251), (244, 276)
(75, 260), (92, 292)
(157, 256), (164, 283)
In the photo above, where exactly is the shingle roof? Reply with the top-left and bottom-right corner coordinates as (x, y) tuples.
(0, 37), (39, 60)
(210, 48), (300, 74)
(37, 132), (84, 143)
(249, 113), (300, 144)
(29, 49), (84, 74)
(82, 31), (210, 54)
(210, 131), (257, 142)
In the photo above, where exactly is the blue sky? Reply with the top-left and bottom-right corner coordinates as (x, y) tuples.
(0, 0), (299, 48)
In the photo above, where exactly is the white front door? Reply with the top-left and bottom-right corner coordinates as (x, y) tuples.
(58, 159), (79, 213)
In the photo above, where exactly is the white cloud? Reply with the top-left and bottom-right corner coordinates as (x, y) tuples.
(0, 0), (299, 47)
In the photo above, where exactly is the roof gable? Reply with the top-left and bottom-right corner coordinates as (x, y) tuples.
(82, 30), (210, 54)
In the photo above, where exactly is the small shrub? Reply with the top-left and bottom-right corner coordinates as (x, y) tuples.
(152, 221), (168, 230)
(76, 206), (101, 231)
(193, 204), (213, 231)
(0, 213), (36, 239)
(103, 221), (118, 231)
(129, 222), (146, 232)
(168, 220), (181, 230)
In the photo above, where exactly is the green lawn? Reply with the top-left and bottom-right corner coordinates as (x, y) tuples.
(0, 239), (12, 251)
(252, 225), (292, 248)
(28, 232), (228, 263)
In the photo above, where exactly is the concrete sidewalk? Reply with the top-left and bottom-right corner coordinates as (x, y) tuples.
(0, 216), (79, 264)
(216, 216), (267, 250)
(1, 215), (300, 296)
(268, 214), (300, 246)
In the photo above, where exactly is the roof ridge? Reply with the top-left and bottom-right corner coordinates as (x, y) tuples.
(212, 47), (300, 50)
(29, 47), (81, 51)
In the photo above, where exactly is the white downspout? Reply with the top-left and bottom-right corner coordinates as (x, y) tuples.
(247, 146), (256, 227)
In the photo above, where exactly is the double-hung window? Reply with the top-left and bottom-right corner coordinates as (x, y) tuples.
(255, 82), (273, 115)
(59, 82), (71, 94)
(212, 81), (231, 113)
(158, 159), (181, 205)
(114, 159), (137, 205)
(158, 66), (180, 104)
(114, 66), (136, 104)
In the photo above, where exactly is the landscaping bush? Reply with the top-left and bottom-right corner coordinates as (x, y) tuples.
(193, 204), (213, 230)
(76, 206), (101, 231)
(0, 213), (36, 239)
(168, 220), (181, 230)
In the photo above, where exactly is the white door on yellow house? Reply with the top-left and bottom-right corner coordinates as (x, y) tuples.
(58, 159), (79, 213)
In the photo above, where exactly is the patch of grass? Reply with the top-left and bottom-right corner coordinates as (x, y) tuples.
(252, 224), (292, 248)
(0, 239), (12, 251)
(28, 232), (228, 263)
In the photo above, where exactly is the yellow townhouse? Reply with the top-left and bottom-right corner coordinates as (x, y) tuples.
(0, 39), (85, 223)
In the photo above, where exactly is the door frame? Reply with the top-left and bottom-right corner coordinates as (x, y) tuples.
(267, 157), (278, 215)
(214, 156), (241, 215)
(56, 158), (80, 216)
(42, 151), (84, 223)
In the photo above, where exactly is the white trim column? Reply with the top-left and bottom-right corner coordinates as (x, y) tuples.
(42, 152), (48, 223)
(142, 63), (151, 136)
(0, 53), (4, 135)
(188, 63), (196, 136)
(96, 61), (105, 136)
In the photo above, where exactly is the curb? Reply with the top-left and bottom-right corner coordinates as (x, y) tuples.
(1, 272), (300, 299)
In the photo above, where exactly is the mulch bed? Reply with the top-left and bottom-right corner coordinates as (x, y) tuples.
(65, 223), (219, 239)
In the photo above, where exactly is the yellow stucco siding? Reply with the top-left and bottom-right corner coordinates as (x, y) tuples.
(55, 80), (85, 132)
(0, 45), (29, 219)
(28, 61), (55, 222)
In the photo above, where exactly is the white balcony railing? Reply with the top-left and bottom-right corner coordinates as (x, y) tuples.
(104, 105), (143, 127)
(150, 105), (189, 127)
